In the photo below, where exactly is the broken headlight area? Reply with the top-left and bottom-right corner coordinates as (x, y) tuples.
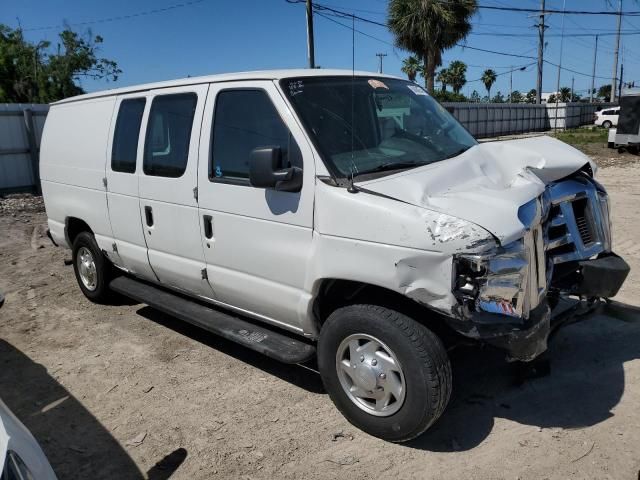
(454, 232), (551, 323)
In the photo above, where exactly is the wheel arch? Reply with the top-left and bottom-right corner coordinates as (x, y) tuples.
(65, 217), (94, 247)
(310, 278), (450, 337)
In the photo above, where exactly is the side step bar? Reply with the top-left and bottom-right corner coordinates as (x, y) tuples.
(110, 276), (316, 364)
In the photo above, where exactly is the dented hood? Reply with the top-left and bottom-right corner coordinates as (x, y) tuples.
(355, 136), (595, 245)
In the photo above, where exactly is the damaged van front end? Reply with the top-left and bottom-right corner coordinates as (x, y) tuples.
(451, 173), (629, 360)
(353, 137), (630, 362)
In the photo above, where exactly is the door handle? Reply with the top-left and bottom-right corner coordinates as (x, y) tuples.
(144, 206), (154, 227)
(203, 215), (213, 239)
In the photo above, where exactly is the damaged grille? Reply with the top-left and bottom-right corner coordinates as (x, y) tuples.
(545, 175), (611, 264)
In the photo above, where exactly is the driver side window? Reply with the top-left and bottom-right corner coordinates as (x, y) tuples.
(210, 89), (301, 183)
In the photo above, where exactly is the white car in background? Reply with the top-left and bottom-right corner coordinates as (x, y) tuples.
(594, 106), (620, 128)
(1, 399), (57, 479)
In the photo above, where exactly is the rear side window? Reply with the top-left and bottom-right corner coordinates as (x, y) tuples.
(211, 89), (301, 181)
(143, 93), (197, 178)
(112, 98), (146, 173)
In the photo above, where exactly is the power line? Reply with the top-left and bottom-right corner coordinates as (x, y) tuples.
(473, 3), (640, 16)
(21, 0), (206, 32)
(290, 0), (622, 81)
(467, 30), (640, 38)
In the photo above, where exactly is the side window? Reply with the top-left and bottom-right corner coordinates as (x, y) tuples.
(143, 93), (197, 178)
(211, 89), (301, 182)
(112, 98), (146, 173)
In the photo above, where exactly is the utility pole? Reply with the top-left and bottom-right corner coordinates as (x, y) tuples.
(376, 53), (387, 74)
(619, 63), (624, 99)
(554, 0), (566, 98)
(590, 35), (598, 103)
(571, 76), (574, 102)
(306, 0), (315, 69)
(553, 0), (566, 128)
(535, 0), (546, 104)
(509, 66), (513, 101)
(611, 0), (622, 102)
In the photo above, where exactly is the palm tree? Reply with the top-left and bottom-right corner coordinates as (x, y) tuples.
(559, 87), (571, 102)
(447, 60), (467, 94)
(436, 68), (450, 91)
(401, 56), (421, 82)
(481, 69), (497, 100)
(388, 0), (477, 93)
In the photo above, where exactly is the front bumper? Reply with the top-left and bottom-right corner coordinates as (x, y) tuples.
(447, 252), (629, 361)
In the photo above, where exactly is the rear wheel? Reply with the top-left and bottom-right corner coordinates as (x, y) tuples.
(318, 304), (452, 442)
(72, 232), (113, 303)
(602, 120), (612, 129)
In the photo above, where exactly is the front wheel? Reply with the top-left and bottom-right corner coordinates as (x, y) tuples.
(72, 232), (114, 303)
(318, 304), (452, 442)
(602, 120), (612, 129)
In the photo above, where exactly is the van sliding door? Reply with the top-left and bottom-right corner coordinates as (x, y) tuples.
(106, 94), (157, 281)
(137, 84), (216, 298)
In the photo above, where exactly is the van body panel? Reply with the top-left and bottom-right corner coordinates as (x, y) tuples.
(197, 81), (316, 328)
(40, 97), (117, 252)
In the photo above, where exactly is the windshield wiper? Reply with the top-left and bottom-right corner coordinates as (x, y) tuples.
(355, 161), (424, 177)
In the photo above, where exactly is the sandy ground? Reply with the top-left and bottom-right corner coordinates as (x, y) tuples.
(1, 145), (640, 479)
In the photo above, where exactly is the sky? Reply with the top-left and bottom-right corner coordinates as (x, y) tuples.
(3, 0), (639, 98)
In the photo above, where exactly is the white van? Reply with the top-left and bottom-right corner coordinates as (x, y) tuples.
(41, 70), (629, 442)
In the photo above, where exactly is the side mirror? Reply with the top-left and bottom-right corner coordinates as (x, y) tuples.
(249, 146), (302, 192)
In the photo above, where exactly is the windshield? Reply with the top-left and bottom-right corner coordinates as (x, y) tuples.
(281, 76), (477, 179)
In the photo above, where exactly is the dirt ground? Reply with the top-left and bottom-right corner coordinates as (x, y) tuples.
(1, 142), (640, 480)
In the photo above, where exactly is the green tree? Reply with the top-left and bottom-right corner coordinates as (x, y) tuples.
(597, 84), (612, 101)
(0, 24), (120, 103)
(508, 90), (523, 103)
(401, 56), (421, 82)
(470, 90), (481, 102)
(388, 0), (477, 93)
(447, 60), (467, 94)
(492, 91), (505, 103)
(481, 69), (497, 100)
(432, 90), (468, 102)
(526, 88), (537, 104)
(558, 87), (572, 102)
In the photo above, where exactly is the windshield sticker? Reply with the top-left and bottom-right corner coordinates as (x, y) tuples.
(368, 79), (389, 90)
(407, 84), (428, 96)
(288, 80), (304, 96)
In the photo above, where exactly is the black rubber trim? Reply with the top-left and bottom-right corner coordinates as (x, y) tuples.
(109, 276), (316, 364)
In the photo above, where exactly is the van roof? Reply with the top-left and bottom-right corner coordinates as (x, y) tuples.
(52, 69), (402, 105)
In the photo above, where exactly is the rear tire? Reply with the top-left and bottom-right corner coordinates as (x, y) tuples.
(602, 120), (612, 129)
(72, 232), (113, 303)
(318, 304), (452, 442)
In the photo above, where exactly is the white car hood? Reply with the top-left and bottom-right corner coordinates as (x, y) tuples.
(355, 135), (595, 245)
(0, 399), (57, 479)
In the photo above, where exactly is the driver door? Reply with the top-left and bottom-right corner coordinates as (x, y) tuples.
(197, 81), (316, 329)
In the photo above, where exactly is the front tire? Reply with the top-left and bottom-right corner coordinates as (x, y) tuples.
(72, 232), (113, 303)
(602, 120), (612, 129)
(318, 304), (452, 442)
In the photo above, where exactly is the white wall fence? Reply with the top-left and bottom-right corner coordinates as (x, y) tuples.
(443, 102), (616, 139)
(0, 104), (48, 194)
(0, 101), (616, 194)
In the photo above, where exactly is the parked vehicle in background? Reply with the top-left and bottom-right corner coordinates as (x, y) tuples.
(40, 70), (629, 442)
(1, 398), (57, 479)
(608, 88), (640, 152)
(594, 106), (620, 128)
